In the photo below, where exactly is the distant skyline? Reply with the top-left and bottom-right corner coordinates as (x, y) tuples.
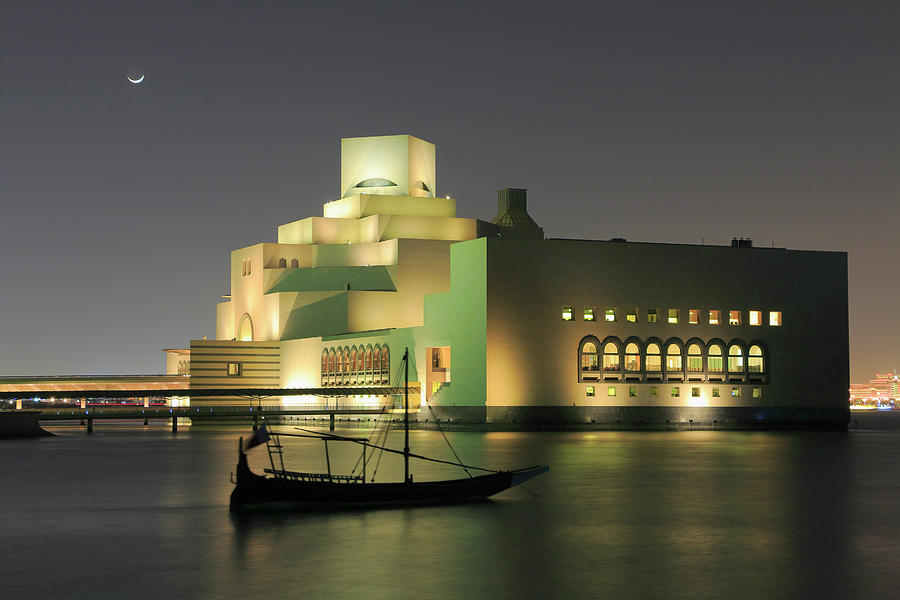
(1, 0), (897, 382)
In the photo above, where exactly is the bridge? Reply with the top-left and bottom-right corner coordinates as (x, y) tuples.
(3, 386), (422, 433)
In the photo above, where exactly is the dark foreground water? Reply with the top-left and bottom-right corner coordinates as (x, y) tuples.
(2, 414), (899, 600)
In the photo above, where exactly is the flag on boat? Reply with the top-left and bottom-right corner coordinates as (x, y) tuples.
(244, 424), (270, 451)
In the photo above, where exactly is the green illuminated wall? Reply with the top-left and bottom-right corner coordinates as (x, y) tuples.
(415, 237), (488, 408)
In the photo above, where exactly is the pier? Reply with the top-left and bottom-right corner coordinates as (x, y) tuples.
(1, 386), (420, 433)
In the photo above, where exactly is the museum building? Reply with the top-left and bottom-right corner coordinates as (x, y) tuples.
(170, 134), (849, 427)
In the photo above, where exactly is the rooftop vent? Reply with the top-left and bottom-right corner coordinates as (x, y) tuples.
(491, 188), (541, 229)
(731, 237), (753, 248)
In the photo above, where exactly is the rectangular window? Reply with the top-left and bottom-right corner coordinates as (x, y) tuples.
(227, 363), (241, 376)
(605, 308), (616, 322)
(626, 308), (638, 323)
(732, 387), (742, 398)
(691, 387), (701, 398)
(671, 387), (680, 398)
(729, 310), (741, 325)
(562, 306), (573, 321)
(769, 311), (782, 326)
(709, 310), (721, 325)
(650, 386), (658, 397)
(628, 385), (637, 398)
(749, 310), (762, 326)
(586, 386), (595, 397)
(712, 387), (720, 398)
(668, 309), (679, 324)
(647, 309), (659, 323)
(753, 387), (762, 399)
(583, 307), (595, 321)
(689, 309), (700, 324)
(607, 386), (616, 397)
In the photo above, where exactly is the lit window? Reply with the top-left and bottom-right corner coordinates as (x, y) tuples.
(647, 309), (658, 323)
(712, 387), (720, 398)
(708, 344), (724, 373)
(666, 343), (683, 373)
(227, 363), (241, 376)
(753, 387), (762, 399)
(732, 387), (742, 398)
(691, 387), (701, 398)
(646, 343), (662, 373)
(749, 310), (762, 326)
(729, 310), (741, 325)
(689, 309), (700, 324)
(581, 341), (599, 372)
(586, 386), (595, 397)
(687, 344), (703, 373)
(748, 345), (764, 373)
(728, 345), (744, 373)
(626, 308), (638, 323)
(605, 308), (616, 322)
(709, 310), (721, 325)
(628, 385), (637, 398)
(625, 343), (641, 372)
(671, 387), (680, 398)
(668, 309), (679, 324)
(650, 386), (658, 397)
(769, 311), (782, 326)
(584, 307), (595, 321)
(603, 342), (620, 372)
(562, 306), (573, 321)
(608, 386), (616, 397)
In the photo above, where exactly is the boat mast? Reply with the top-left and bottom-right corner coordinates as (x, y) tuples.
(404, 347), (410, 483)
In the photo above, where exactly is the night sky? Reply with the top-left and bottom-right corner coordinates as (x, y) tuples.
(1, 0), (896, 382)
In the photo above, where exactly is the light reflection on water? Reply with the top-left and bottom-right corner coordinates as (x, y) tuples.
(0, 416), (898, 600)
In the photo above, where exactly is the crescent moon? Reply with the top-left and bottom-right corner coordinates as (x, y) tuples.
(127, 74), (144, 84)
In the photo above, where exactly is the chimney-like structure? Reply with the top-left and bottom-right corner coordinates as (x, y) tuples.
(489, 188), (543, 238)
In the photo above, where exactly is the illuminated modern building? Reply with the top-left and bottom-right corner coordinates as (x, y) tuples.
(850, 372), (898, 409)
(174, 133), (849, 428)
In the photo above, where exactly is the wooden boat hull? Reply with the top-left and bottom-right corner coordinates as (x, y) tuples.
(229, 449), (548, 513)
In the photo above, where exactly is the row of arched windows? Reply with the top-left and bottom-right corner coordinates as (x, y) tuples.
(578, 336), (766, 383)
(321, 345), (390, 386)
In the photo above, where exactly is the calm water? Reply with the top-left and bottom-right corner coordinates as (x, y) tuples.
(2, 415), (899, 600)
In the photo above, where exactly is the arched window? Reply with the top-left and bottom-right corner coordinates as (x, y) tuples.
(238, 314), (253, 342)
(372, 345), (381, 380)
(748, 345), (764, 373)
(290, 258), (299, 268)
(328, 349), (336, 384)
(321, 350), (328, 386)
(349, 347), (358, 384)
(341, 348), (350, 384)
(708, 344), (724, 374)
(278, 257), (287, 268)
(728, 345), (744, 373)
(380, 347), (390, 384)
(432, 348), (443, 369)
(625, 343), (641, 372)
(666, 343), (683, 379)
(603, 342), (620, 372)
(687, 344), (703, 373)
(646, 343), (662, 373)
(581, 342), (599, 372)
(365, 346), (374, 383)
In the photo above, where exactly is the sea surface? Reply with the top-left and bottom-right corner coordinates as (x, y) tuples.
(2, 413), (899, 600)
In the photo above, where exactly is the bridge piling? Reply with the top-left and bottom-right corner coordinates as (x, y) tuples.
(86, 416), (93, 434)
(252, 414), (258, 432)
(171, 414), (178, 433)
(330, 413), (335, 431)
